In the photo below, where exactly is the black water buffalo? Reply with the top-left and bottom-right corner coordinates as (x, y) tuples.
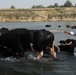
(58, 39), (76, 53)
(0, 45), (14, 57)
(30, 29), (58, 60)
(0, 27), (9, 36)
(0, 28), (57, 60)
(0, 28), (31, 57)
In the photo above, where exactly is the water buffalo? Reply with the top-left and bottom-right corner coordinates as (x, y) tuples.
(30, 29), (58, 60)
(58, 39), (76, 53)
(0, 27), (9, 36)
(0, 28), (58, 60)
(0, 28), (31, 57)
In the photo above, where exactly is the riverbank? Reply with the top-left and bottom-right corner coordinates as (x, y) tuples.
(0, 7), (76, 22)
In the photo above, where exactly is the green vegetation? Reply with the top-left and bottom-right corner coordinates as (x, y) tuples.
(63, 0), (73, 7)
(10, 6), (16, 9)
(32, 0), (75, 8)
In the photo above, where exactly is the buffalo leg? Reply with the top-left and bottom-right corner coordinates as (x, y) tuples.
(30, 43), (35, 51)
(36, 51), (43, 59)
(49, 42), (57, 59)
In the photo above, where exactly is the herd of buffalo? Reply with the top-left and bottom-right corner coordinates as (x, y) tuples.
(0, 27), (76, 60)
(45, 24), (76, 29)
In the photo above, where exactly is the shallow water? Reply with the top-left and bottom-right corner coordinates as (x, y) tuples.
(0, 21), (76, 75)
(0, 52), (76, 75)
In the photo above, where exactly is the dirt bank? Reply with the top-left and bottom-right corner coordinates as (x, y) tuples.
(0, 7), (76, 22)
